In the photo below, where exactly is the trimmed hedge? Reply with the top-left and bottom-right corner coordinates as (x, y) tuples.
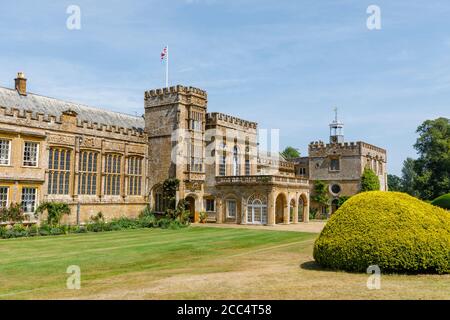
(314, 191), (450, 274)
(431, 193), (450, 210)
(0, 212), (189, 240)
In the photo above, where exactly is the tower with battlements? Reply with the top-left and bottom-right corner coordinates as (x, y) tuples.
(144, 86), (208, 220)
(301, 110), (387, 217)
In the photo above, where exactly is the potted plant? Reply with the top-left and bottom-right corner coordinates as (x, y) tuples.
(199, 211), (208, 224)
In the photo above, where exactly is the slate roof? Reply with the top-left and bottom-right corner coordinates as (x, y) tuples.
(0, 87), (144, 131)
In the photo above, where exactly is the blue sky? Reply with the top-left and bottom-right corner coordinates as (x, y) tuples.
(1, 0), (449, 175)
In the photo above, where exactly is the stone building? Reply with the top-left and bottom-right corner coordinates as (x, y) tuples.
(293, 110), (388, 216)
(0, 73), (148, 224)
(0, 72), (386, 225)
(143, 86), (310, 225)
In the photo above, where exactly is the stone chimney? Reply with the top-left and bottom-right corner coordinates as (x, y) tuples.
(15, 72), (27, 96)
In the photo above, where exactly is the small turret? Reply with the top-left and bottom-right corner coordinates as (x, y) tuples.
(329, 107), (344, 144)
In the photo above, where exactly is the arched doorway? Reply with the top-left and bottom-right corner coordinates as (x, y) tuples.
(331, 198), (339, 214)
(185, 196), (196, 222)
(298, 194), (308, 222)
(152, 184), (167, 213)
(247, 194), (268, 224)
(275, 193), (287, 224)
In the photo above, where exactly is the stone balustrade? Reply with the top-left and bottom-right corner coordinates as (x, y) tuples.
(216, 175), (309, 186)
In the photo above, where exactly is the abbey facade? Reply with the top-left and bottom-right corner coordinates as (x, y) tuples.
(0, 72), (387, 225)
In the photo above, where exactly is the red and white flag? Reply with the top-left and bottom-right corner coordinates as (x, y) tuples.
(161, 46), (167, 61)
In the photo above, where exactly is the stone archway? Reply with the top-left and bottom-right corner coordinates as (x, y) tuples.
(185, 195), (197, 222)
(299, 193), (309, 222)
(331, 198), (339, 214)
(275, 193), (287, 224)
(151, 184), (166, 213)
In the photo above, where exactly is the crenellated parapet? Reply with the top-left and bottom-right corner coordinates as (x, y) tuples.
(308, 140), (387, 161)
(206, 112), (257, 129)
(0, 106), (146, 139)
(309, 140), (361, 157)
(309, 140), (361, 150)
(144, 85), (208, 110)
(359, 141), (387, 155)
(145, 85), (207, 99)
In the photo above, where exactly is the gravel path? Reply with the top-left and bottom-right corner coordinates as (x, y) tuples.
(192, 220), (326, 233)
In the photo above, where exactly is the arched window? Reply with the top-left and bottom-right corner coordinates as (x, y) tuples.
(219, 153), (226, 176)
(247, 194), (268, 224)
(233, 145), (240, 176)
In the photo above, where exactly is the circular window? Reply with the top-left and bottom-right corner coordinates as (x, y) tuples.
(330, 184), (341, 195)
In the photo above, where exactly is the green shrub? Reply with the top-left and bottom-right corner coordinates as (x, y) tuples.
(90, 212), (105, 223)
(360, 168), (380, 191)
(309, 207), (318, 220)
(4, 229), (16, 239)
(71, 225), (87, 233)
(12, 224), (28, 238)
(314, 191), (450, 274)
(35, 202), (71, 226)
(138, 215), (157, 228)
(431, 193), (450, 210)
(110, 217), (139, 229)
(50, 226), (64, 235)
(156, 217), (172, 229)
(28, 224), (39, 237)
(0, 226), (7, 238)
(87, 222), (110, 232)
(139, 206), (154, 219)
(39, 223), (51, 236)
(199, 211), (208, 223)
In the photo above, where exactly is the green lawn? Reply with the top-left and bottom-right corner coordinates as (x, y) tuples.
(0, 226), (448, 299)
(0, 227), (312, 299)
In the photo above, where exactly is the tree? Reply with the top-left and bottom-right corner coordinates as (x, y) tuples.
(312, 180), (329, 208)
(281, 146), (300, 160)
(413, 117), (450, 200)
(401, 158), (419, 197)
(387, 174), (403, 192)
(361, 168), (380, 192)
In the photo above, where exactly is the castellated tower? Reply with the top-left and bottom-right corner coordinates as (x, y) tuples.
(144, 85), (207, 217)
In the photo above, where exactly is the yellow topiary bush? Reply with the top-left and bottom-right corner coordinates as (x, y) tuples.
(314, 191), (450, 274)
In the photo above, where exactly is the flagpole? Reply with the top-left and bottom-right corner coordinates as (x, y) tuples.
(166, 45), (169, 88)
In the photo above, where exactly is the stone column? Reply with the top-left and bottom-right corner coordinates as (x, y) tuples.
(293, 197), (299, 224)
(241, 196), (247, 224)
(283, 200), (290, 224)
(216, 198), (223, 223)
(267, 191), (275, 226)
(304, 197), (310, 223)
